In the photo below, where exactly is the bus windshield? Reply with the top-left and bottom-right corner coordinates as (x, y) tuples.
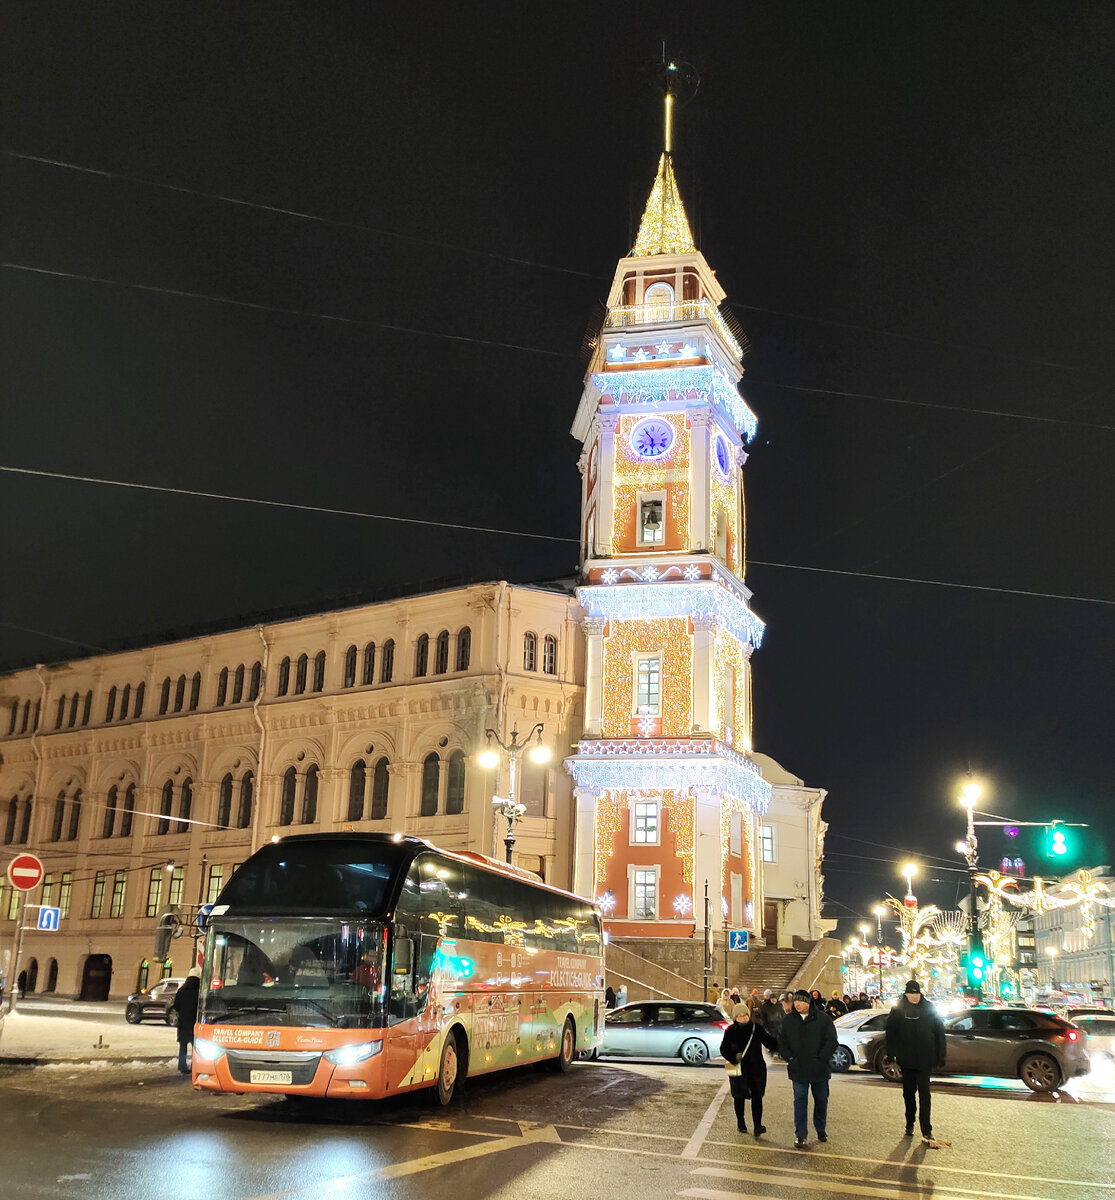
(201, 918), (387, 1030)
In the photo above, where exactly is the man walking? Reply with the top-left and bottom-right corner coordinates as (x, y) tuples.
(778, 988), (838, 1149)
(884, 979), (946, 1142)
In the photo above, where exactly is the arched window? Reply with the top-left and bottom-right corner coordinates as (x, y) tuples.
(542, 634), (558, 675)
(414, 634), (429, 678)
(174, 675), (186, 712)
(237, 771), (254, 828)
(644, 280), (675, 312)
(232, 664), (245, 703)
(6, 701), (15, 735)
(523, 631), (537, 671)
(277, 657), (291, 696)
(456, 627), (471, 672)
(103, 785), (118, 839)
(362, 642), (376, 685)
(434, 631), (449, 674)
(381, 640), (394, 684)
(295, 654), (308, 694)
(55, 696), (66, 728)
(18, 798), (33, 844)
(120, 684), (131, 719)
(371, 758), (390, 820)
(105, 686), (117, 722)
(121, 784), (135, 838)
(159, 678), (171, 715)
(157, 781), (173, 835)
(23, 699), (33, 733)
(177, 778), (192, 833)
(420, 753), (439, 817)
(189, 672), (201, 710)
(67, 789), (82, 840)
(446, 751), (466, 814)
(217, 773), (233, 829)
(249, 661), (262, 700)
(68, 693), (79, 728)
(348, 760), (366, 821)
(51, 793), (66, 841)
(279, 767), (296, 825)
(130, 685), (141, 720)
(343, 645), (357, 688)
(31, 700), (40, 731)
(312, 651), (326, 692)
(301, 765), (318, 824)
(4, 798), (18, 844)
(46, 958), (58, 993)
(216, 668), (229, 707)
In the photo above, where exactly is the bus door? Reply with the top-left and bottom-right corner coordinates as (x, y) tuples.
(386, 929), (418, 1088)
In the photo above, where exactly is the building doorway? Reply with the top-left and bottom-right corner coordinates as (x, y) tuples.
(79, 954), (112, 1000)
(26, 957), (39, 993)
(45, 958), (58, 993)
(763, 901), (779, 943)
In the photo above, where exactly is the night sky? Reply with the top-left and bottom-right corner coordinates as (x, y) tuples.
(3, 3), (1112, 932)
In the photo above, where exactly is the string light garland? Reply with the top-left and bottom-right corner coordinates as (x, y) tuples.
(612, 413), (690, 551)
(578, 581), (765, 651)
(631, 153), (696, 256)
(710, 469), (741, 576)
(600, 616), (692, 738)
(715, 630), (753, 750)
(664, 789), (696, 885)
(593, 367), (758, 443)
(594, 790), (627, 887)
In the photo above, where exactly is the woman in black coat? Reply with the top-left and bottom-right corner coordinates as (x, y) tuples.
(720, 1002), (778, 1136)
(172, 968), (201, 1074)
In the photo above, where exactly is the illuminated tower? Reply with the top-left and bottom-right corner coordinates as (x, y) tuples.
(566, 97), (771, 944)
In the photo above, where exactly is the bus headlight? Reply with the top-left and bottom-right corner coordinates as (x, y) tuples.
(193, 1038), (227, 1063)
(324, 1040), (383, 1066)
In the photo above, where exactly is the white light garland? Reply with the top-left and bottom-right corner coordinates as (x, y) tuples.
(592, 366), (758, 442)
(578, 580), (765, 650)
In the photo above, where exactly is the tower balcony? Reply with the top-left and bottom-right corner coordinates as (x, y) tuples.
(605, 299), (743, 361)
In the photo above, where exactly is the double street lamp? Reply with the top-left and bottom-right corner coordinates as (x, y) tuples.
(956, 781), (983, 994)
(478, 723), (551, 864)
(872, 904), (886, 995)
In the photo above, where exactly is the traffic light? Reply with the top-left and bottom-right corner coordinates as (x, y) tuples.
(1044, 824), (1071, 859)
(966, 951), (986, 989)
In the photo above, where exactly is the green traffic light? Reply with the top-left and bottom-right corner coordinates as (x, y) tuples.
(1044, 825), (1072, 858)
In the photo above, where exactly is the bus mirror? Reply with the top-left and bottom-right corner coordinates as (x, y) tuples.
(393, 937), (414, 976)
(154, 910), (179, 959)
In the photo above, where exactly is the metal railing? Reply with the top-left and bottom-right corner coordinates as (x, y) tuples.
(605, 300), (743, 360)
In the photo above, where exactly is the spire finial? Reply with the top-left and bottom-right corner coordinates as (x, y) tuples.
(654, 51), (698, 156)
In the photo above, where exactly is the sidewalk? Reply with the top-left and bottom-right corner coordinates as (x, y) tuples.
(0, 1006), (180, 1066)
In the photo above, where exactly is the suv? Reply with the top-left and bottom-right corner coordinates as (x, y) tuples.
(125, 977), (184, 1025)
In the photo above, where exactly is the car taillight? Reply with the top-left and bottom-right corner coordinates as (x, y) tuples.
(1066, 1029), (1078, 1041)
(715, 1020), (730, 1030)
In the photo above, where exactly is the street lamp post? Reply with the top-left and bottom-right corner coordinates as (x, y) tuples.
(1046, 946), (1059, 989)
(478, 723), (551, 864)
(873, 905), (886, 996)
(957, 782), (982, 996)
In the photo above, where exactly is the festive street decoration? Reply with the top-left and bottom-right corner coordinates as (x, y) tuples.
(631, 152), (696, 256)
(592, 366), (758, 442)
(579, 581), (766, 651)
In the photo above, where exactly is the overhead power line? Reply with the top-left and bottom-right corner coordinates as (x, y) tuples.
(3, 464), (1113, 607)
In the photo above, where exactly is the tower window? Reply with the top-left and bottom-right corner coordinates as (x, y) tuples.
(635, 656), (661, 715)
(760, 824), (776, 863)
(631, 801), (659, 845)
(633, 868), (657, 919)
(644, 281), (674, 316)
(638, 494), (665, 545)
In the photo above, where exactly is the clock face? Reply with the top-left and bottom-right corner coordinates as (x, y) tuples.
(631, 418), (675, 460)
(715, 435), (732, 478)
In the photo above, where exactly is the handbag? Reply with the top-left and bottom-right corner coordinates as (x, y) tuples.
(724, 1060), (742, 1076)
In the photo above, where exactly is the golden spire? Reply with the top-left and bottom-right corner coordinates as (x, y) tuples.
(631, 152), (696, 256)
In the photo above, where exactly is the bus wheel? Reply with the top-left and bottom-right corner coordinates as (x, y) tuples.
(436, 1032), (460, 1105)
(553, 1017), (576, 1072)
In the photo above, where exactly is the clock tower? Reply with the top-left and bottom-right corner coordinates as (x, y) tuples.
(566, 124), (771, 946)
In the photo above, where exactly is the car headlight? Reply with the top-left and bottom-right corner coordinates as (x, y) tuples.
(324, 1040), (383, 1066)
(193, 1037), (227, 1062)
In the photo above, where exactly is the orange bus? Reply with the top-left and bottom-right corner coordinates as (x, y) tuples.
(192, 833), (604, 1103)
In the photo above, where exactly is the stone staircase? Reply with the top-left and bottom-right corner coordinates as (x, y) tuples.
(605, 941), (705, 1003)
(734, 948), (810, 994)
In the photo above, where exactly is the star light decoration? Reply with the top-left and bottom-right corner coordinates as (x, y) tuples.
(673, 893), (693, 917)
(593, 367), (758, 443)
(597, 890), (616, 915)
(603, 302), (741, 361)
(636, 715), (657, 736)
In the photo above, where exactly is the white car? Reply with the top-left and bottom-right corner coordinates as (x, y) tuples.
(830, 1008), (891, 1071)
(1072, 1014), (1115, 1069)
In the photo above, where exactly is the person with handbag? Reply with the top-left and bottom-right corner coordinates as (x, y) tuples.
(720, 1002), (778, 1136)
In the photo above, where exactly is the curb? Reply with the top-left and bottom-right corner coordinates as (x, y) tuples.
(1, 1053), (176, 1067)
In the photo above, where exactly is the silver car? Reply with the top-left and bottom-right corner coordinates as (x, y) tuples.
(595, 1001), (730, 1065)
(871, 1006), (1089, 1092)
(831, 1008), (890, 1071)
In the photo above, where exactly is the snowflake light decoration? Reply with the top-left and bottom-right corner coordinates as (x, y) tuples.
(597, 890), (616, 915)
(637, 716), (657, 736)
(744, 901), (754, 925)
(722, 896), (729, 918)
(600, 568), (619, 584)
(639, 565), (660, 582)
(683, 564), (701, 581)
(673, 894), (693, 917)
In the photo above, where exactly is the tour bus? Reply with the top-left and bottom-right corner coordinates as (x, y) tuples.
(192, 833), (604, 1103)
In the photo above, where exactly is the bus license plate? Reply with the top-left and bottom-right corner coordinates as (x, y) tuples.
(250, 1070), (292, 1085)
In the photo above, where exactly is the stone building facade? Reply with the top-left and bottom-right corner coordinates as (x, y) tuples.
(0, 582), (584, 999)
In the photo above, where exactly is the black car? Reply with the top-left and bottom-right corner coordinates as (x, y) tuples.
(125, 977), (184, 1024)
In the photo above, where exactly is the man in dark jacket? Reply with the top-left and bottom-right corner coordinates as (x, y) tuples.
(172, 967), (201, 1075)
(778, 988), (838, 1148)
(884, 979), (946, 1141)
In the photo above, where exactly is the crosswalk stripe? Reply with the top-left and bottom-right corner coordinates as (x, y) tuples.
(681, 1079), (730, 1158)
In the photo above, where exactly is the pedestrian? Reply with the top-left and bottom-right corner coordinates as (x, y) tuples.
(778, 988), (838, 1149)
(717, 988), (734, 1020)
(884, 980), (946, 1142)
(614, 983), (628, 1007)
(809, 988), (824, 1013)
(761, 989), (778, 1027)
(605, 985), (616, 1009)
(16, 969), (27, 1000)
(729, 987), (742, 1006)
(172, 966), (202, 1075)
(746, 992), (765, 1025)
(720, 1002), (779, 1137)
(826, 991), (848, 1018)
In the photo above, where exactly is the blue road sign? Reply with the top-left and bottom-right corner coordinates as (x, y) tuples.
(37, 906), (61, 932)
(728, 929), (749, 952)
(196, 903), (215, 932)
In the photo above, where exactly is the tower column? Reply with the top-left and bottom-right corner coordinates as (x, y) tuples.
(572, 787), (597, 897)
(583, 618), (607, 737)
(596, 413), (618, 557)
(689, 408), (712, 551)
(692, 616), (717, 735)
(694, 788), (722, 932)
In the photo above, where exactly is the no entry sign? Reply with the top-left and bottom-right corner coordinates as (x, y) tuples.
(7, 853), (45, 892)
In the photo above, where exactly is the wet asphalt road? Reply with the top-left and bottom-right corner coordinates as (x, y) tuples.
(2, 1051), (1113, 1200)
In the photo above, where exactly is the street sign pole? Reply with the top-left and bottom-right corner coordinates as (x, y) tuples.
(8, 891), (27, 1015)
(6, 853), (45, 1014)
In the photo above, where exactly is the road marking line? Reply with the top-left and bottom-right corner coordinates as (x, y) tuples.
(681, 1077), (730, 1158)
(692, 1164), (1068, 1200)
